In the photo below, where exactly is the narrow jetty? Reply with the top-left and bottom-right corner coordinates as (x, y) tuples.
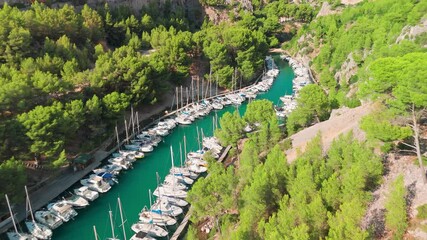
(171, 211), (192, 240)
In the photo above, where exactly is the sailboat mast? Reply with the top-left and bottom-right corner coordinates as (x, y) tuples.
(197, 76), (200, 102)
(149, 189), (152, 207)
(24, 185), (35, 223)
(117, 198), (127, 240)
(5, 194), (19, 234)
(201, 77), (204, 100)
(196, 127), (201, 149)
(180, 86), (183, 109)
(186, 87), (189, 106)
(179, 142), (183, 167)
(124, 119), (129, 144)
(184, 135), (187, 160)
(136, 112), (140, 134)
(109, 210), (116, 239)
(212, 116), (215, 132)
(115, 125), (120, 151)
(176, 87), (179, 112)
(191, 78), (194, 103)
(170, 145), (174, 168)
(131, 105), (135, 136)
(93, 225), (99, 240)
(201, 128), (205, 141)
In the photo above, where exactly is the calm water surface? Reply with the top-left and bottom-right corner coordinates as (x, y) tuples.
(52, 55), (294, 240)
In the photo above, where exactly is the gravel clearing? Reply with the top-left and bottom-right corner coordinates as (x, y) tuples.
(286, 102), (375, 162)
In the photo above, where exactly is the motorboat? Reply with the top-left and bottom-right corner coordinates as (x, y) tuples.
(186, 158), (208, 167)
(153, 186), (187, 199)
(74, 186), (99, 201)
(108, 157), (132, 170)
(162, 179), (187, 190)
(93, 164), (122, 175)
(158, 195), (188, 207)
(130, 231), (156, 240)
(187, 151), (204, 160)
(113, 151), (137, 163)
(139, 144), (154, 153)
(218, 97), (231, 105)
(211, 100), (223, 110)
(165, 173), (194, 185)
(80, 175), (111, 193)
(90, 172), (118, 186)
(175, 115), (192, 125)
(47, 201), (78, 222)
(151, 199), (183, 217)
(187, 164), (207, 173)
(131, 223), (168, 238)
(63, 194), (89, 209)
(117, 150), (144, 159)
(25, 221), (52, 240)
(34, 210), (63, 229)
(164, 118), (177, 129)
(138, 207), (177, 226)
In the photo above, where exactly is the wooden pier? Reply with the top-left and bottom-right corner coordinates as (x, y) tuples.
(171, 211), (192, 240)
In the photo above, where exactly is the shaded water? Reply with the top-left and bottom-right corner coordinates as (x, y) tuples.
(52, 55), (294, 240)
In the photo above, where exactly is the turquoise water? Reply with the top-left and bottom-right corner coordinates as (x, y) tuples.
(52, 55), (294, 240)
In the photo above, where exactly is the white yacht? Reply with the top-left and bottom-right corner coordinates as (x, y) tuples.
(63, 194), (89, 209)
(93, 164), (122, 175)
(118, 150), (144, 159)
(138, 207), (177, 226)
(151, 199), (183, 217)
(187, 164), (207, 173)
(47, 201), (78, 222)
(153, 186), (187, 199)
(175, 115), (192, 125)
(73, 186), (99, 201)
(131, 223), (168, 238)
(34, 210), (63, 229)
(80, 175), (111, 193)
(162, 179), (187, 190)
(165, 173), (194, 185)
(170, 167), (199, 179)
(108, 157), (132, 170)
(158, 195), (188, 207)
(186, 158), (208, 167)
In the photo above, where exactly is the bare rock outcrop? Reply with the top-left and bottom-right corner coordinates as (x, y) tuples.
(286, 103), (374, 162)
(396, 18), (427, 45)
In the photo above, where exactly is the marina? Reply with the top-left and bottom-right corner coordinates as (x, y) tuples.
(2, 54), (294, 240)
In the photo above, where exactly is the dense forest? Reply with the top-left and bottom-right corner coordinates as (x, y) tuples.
(0, 0), (426, 238)
(185, 0), (427, 239)
(0, 0), (317, 204)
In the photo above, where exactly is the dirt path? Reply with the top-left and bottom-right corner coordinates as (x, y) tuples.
(286, 102), (375, 162)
